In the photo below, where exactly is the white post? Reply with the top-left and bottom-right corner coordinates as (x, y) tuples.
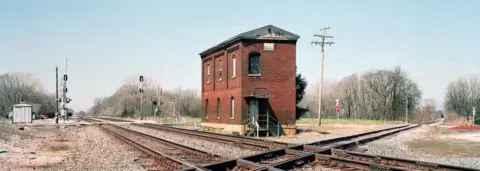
(473, 107), (476, 126)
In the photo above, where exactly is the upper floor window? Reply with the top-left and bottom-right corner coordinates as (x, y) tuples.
(248, 52), (260, 75)
(218, 60), (222, 80)
(232, 56), (236, 78)
(206, 64), (211, 83)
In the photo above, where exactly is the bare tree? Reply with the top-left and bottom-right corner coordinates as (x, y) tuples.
(87, 75), (201, 119)
(300, 66), (421, 121)
(445, 75), (480, 117)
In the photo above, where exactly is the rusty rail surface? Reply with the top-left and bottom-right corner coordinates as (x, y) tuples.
(133, 123), (290, 151)
(100, 124), (224, 168)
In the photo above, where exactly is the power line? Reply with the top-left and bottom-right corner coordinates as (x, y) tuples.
(14, 69), (56, 78)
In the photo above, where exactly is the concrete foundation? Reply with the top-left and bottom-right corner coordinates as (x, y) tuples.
(200, 122), (244, 135)
(282, 125), (297, 136)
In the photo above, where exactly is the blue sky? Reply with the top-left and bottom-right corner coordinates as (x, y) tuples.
(1, 0), (479, 112)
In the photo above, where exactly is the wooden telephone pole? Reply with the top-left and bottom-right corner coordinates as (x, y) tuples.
(312, 27), (335, 126)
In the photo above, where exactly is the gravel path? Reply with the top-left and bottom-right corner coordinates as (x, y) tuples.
(121, 125), (259, 158)
(359, 125), (480, 169)
(0, 119), (148, 171)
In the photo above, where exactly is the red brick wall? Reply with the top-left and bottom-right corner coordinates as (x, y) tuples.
(201, 40), (296, 125)
(241, 41), (297, 124)
(201, 43), (243, 124)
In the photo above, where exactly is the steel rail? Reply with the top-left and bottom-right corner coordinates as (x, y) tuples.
(104, 124), (225, 166)
(133, 123), (289, 150)
(307, 124), (409, 147)
(98, 125), (197, 171)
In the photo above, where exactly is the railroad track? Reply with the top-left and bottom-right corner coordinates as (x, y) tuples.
(311, 124), (420, 151)
(132, 123), (290, 151)
(78, 117), (103, 123)
(328, 149), (479, 171)
(99, 124), (224, 170)
(95, 117), (133, 122)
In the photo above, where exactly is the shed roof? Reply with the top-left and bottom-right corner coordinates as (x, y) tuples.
(199, 25), (300, 57)
(13, 103), (32, 107)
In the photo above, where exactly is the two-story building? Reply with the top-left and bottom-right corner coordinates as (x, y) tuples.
(199, 25), (299, 136)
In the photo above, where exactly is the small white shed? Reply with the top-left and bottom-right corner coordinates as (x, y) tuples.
(12, 103), (33, 123)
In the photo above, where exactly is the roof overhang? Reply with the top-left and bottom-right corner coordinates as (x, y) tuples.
(244, 94), (271, 99)
(199, 25), (300, 58)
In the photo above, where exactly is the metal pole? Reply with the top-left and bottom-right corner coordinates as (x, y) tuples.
(141, 90), (143, 120)
(406, 98), (409, 124)
(55, 67), (59, 124)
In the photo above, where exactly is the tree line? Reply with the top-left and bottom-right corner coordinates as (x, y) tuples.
(88, 75), (201, 119)
(444, 75), (480, 118)
(0, 73), (56, 119)
(299, 66), (425, 122)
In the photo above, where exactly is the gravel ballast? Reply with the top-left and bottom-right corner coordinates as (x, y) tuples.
(45, 126), (146, 171)
(121, 125), (259, 158)
(359, 125), (480, 169)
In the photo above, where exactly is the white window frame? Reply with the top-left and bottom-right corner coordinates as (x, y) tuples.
(218, 60), (222, 81)
(207, 64), (211, 83)
(232, 56), (236, 78)
(230, 97), (234, 119)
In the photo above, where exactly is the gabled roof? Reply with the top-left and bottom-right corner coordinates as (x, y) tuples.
(199, 25), (300, 57)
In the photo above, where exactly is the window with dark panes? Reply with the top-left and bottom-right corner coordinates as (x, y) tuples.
(248, 53), (260, 74)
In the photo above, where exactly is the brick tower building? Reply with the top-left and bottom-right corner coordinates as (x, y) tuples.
(199, 25), (299, 136)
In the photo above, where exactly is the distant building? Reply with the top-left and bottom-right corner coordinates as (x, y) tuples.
(12, 103), (33, 123)
(199, 25), (299, 136)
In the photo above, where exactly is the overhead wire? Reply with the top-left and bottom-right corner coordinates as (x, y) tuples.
(16, 69), (56, 78)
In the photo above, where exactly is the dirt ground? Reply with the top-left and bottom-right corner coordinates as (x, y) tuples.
(407, 125), (480, 158)
(264, 123), (401, 144)
(360, 121), (480, 169)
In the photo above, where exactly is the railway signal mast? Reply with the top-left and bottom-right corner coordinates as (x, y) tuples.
(60, 58), (72, 124)
(139, 75), (146, 120)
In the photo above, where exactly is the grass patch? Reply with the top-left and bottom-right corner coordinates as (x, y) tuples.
(296, 118), (403, 125)
(440, 129), (452, 135)
(407, 139), (480, 157)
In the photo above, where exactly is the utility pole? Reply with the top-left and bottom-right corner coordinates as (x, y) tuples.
(312, 27), (335, 126)
(405, 98), (409, 124)
(55, 66), (59, 124)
